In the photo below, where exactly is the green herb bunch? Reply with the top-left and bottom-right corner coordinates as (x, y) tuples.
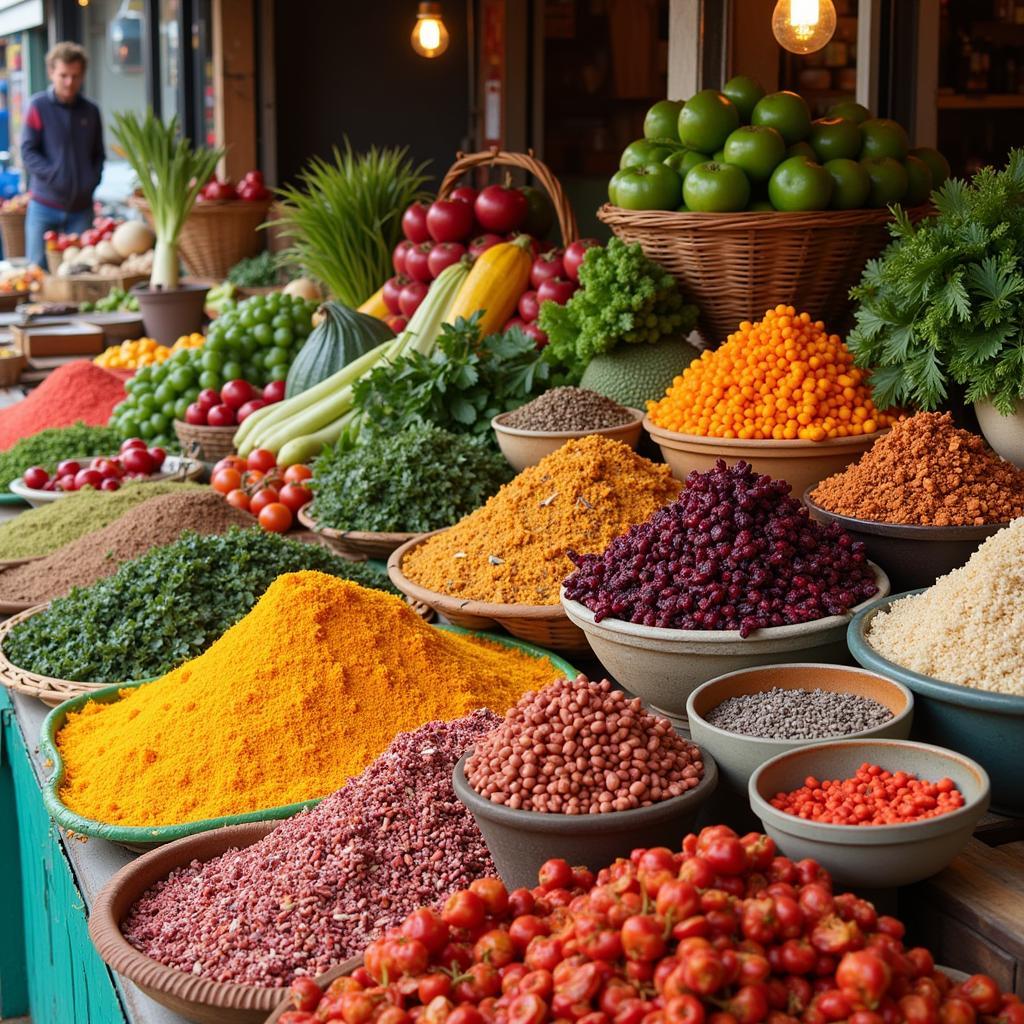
(0, 422), (126, 489)
(848, 149), (1024, 413)
(310, 424), (513, 533)
(272, 142), (431, 307)
(227, 251), (282, 288)
(352, 314), (562, 440)
(538, 238), (699, 375)
(5, 527), (397, 683)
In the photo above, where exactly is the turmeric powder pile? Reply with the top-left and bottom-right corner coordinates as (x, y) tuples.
(55, 571), (563, 827)
(402, 436), (680, 605)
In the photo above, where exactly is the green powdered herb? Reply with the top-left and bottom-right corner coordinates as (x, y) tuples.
(0, 422), (126, 490)
(5, 527), (398, 683)
(310, 425), (513, 533)
(0, 481), (206, 559)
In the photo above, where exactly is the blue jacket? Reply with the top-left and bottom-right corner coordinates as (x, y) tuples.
(21, 87), (104, 213)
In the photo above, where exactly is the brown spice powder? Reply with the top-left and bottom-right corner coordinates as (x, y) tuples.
(810, 412), (1024, 526)
(0, 490), (256, 604)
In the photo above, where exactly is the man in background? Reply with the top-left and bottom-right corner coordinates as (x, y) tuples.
(22, 42), (104, 268)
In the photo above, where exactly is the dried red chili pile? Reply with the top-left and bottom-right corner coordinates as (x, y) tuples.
(0, 361), (125, 449)
(563, 460), (878, 636)
(770, 763), (965, 825)
(279, 824), (1023, 1024)
(466, 676), (704, 813)
(810, 413), (1024, 527)
(122, 711), (500, 986)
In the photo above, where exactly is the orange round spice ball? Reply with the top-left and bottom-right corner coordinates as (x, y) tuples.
(647, 305), (898, 442)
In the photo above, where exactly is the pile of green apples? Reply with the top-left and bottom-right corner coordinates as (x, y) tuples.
(607, 75), (950, 213)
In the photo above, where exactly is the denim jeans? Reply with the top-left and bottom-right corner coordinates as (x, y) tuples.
(24, 199), (93, 268)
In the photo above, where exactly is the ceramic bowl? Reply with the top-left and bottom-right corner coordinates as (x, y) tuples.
(749, 738), (989, 888)
(559, 563), (890, 728)
(452, 748), (718, 890)
(491, 407), (645, 472)
(974, 399), (1024, 468)
(8, 454), (203, 507)
(644, 417), (884, 495)
(848, 592), (1024, 815)
(687, 663), (913, 828)
(803, 488), (1006, 592)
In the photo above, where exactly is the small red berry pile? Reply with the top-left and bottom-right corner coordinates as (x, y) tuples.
(277, 826), (1020, 1024)
(770, 764), (965, 825)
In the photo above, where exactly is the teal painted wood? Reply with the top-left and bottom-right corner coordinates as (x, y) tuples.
(0, 687), (29, 1017)
(6, 690), (127, 1024)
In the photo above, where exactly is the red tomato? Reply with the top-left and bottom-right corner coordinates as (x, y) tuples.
(469, 877), (510, 917)
(289, 976), (322, 1013)
(427, 241), (467, 278)
(263, 379), (286, 404)
(250, 487), (280, 516)
(536, 276), (578, 307)
(258, 501), (292, 532)
(405, 243), (435, 283)
(283, 463), (313, 484)
(517, 290), (540, 322)
(121, 448), (155, 475)
(119, 438), (147, 452)
(247, 448), (277, 473)
(22, 466), (49, 489)
(56, 459), (82, 477)
(468, 233), (504, 258)
(442, 890), (486, 930)
(563, 238), (602, 282)
(383, 275), (406, 315)
(213, 455), (247, 476)
(399, 280), (430, 318)
(225, 488), (251, 512)
(621, 915), (667, 963)
(402, 202), (430, 243)
(393, 239), (416, 276)
(530, 252), (566, 290)
(426, 198), (475, 243)
(837, 952), (892, 1010)
(211, 467), (242, 494)
(401, 908), (449, 955)
(278, 482), (312, 513)
(475, 185), (528, 233)
(538, 859), (574, 891)
(185, 401), (208, 425)
(207, 404), (237, 427)
(220, 379), (256, 410)
(236, 399), (267, 422)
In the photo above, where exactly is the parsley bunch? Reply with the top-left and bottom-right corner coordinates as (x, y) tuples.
(352, 315), (562, 440)
(538, 238), (699, 375)
(849, 149), (1024, 413)
(5, 527), (397, 683)
(310, 425), (513, 533)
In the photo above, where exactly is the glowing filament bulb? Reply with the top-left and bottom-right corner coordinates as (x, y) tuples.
(772, 0), (837, 54)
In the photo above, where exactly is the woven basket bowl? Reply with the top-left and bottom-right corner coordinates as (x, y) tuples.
(134, 196), (272, 281)
(0, 555), (43, 613)
(297, 505), (422, 562)
(0, 603), (113, 706)
(387, 530), (591, 656)
(0, 209), (26, 258)
(597, 203), (932, 343)
(174, 419), (238, 463)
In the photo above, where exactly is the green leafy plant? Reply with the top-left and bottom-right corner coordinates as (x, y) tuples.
(538, 238), (699, 375)
(271, 142), (431, 308)
(848, 149), (1024, 414)
(309, 424), (513, 533)
(227, 251), (283, 288)
(0, 423), (126, 489)
(351, 314), (565, 441)
(111, 111), (224, 290)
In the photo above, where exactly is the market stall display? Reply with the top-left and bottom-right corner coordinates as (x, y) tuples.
(0, 422), (125, 491)
(94, 332), (204, 370)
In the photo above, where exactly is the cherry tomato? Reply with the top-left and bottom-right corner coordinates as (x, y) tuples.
(278, 482), (313, 513)
(22, 466), (49, 489)
(100, 478), (120, 491)
(538, 859), (574, 892)
(958, 977), (1002, 1015)
(247, 448), (277, 473)
(226, 488), (251, 512)
(283, 463), (313, 484)
(474, 930), (517, 968)
(119, 438), (147, 453)
(213, 455), (247, 476)
(836, 951), (892, 1010)
(289, 976), (322, 1012)
(211, 467), (242, 494)
(621, 915), (667, 962)
(250, 487), (280, 516)
(402, 909), (449, 955)
(442, 890), (487, 930)
(258, 501), (292, 533)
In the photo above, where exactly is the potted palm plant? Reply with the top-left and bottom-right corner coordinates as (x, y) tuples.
(112, 110), (224, 344)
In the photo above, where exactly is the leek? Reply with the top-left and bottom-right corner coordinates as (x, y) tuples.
(111, 111), (224, 290)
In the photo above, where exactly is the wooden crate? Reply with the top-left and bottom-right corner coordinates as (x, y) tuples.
(900, 817), (1024, 994)
(41, 272), (149, 305)
(11, 321), (106, 358)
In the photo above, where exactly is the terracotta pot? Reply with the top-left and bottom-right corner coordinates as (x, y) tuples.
(133, 282), (209, 345)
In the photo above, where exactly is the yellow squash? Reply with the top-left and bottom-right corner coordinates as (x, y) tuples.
(357, 283), (390, 320)
(445, 235), (533, 336)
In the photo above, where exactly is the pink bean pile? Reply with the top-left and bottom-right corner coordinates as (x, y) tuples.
(122, 710), (499, 987)
(465, 675), (704, 814)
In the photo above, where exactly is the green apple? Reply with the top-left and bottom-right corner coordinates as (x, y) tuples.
(722, 75), (765, 122)
(723, 125), (786, 183)
(678, 90), (740, 154)
(903, 154), (934, 205)
(644, 100), (685, 141)
(683, 161), (751, 212)
(751, 91), (813, 145)
(861, 157), (909, 207)
(665, 149), (711, 177)
(809, 118), (863, 162)
(824, 158), (871, 209)
(860, 118), (910, 161)
(828, 100), (872, 124)
(768, 156), (833, 211)
(909, 146), (951, 188)
(620, 138), (680, 170)
(609, 163), (682, 210)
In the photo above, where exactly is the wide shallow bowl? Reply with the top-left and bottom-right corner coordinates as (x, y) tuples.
(389, 530), (591, 656)
(8, 454), (203, 507)
(687, 663), (913, 828)
(848, 592), (1024, 815)
(644, 417), (884, 495)
(803, 488), (1005, 592)
(297, 504), (422, 562)
(559, 563), (890, 727)
(89, 821), (294, 1023)
(453, 748), (718, 890)
(749, 738), (990, 888)
(40, 624), (578, 849)
(492, 407), (645, 472)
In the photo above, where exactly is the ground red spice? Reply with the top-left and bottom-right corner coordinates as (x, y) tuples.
(0, 361), (125, 450)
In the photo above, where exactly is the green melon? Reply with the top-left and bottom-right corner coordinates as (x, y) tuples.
(580, 336), (701, 410)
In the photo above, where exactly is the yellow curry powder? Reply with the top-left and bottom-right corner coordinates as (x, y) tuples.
(55, 571), (562, 827)
(403, 436), (681, 605)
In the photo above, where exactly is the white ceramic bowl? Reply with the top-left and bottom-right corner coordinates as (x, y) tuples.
(9, 455), (202, 507)
(560, 562), (890, 727)
(749, 738), (990, 888)
(491, 408), (645, 472)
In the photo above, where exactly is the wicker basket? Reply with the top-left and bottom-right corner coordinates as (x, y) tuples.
(174, 419), (238, 463)
(132, 195), (273, 281)
(0, 208), (26, 258)
(439, 148), (578, 244)
(388, 532), (591, 656)
(597, 203), (933, 344)
(297, 504), (423, 562)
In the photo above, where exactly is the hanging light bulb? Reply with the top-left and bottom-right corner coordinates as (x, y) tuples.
(411, 2), (450, 59)
(771, 0), (837, 54)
